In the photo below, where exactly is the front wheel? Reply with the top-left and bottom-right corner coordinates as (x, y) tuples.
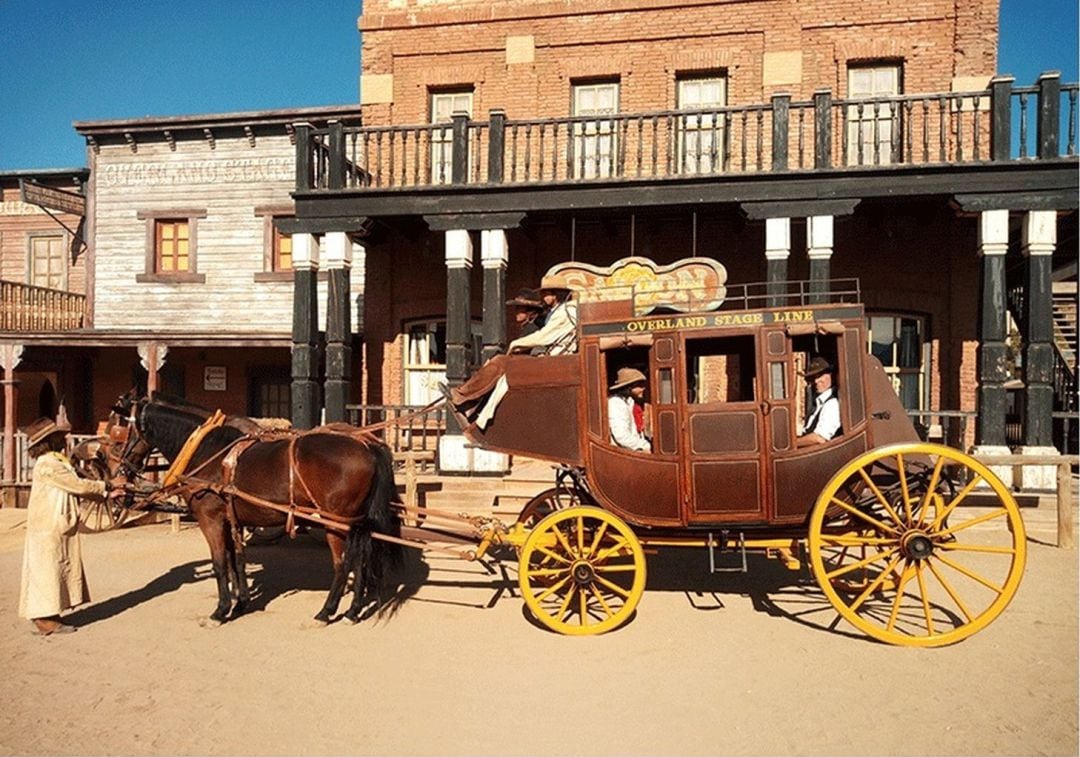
(518, 507), (646, 635)
(807, 443), (1026, 647)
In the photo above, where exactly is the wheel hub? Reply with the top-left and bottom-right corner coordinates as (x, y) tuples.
(900, 531), (934, 561)
(571, 560), (596, 586)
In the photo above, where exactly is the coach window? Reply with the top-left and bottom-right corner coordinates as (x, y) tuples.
(686, 335), (756, 404)
(135, 209), (207, 283)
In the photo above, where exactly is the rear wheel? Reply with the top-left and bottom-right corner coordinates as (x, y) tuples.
(516, 486), (584, 528)
(518, 507), (646, 635)
(808, 443), (1026, 647)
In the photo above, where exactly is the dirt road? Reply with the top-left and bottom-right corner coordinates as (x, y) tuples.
(0, 508), (1075, 756)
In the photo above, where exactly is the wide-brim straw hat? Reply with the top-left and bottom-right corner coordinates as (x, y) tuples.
(506, 288), (544, 309)
(609, 367), (647, 392)
(539, 272), (581, 292)
(800, 356), (833, 378)
(24, 416), (71, 447)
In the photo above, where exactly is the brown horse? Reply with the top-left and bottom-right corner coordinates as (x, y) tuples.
(112, 392), (402, 625)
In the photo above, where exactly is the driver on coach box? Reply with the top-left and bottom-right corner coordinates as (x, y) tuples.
(796, 357), (841, 447)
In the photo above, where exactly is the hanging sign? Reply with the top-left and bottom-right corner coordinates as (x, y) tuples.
(19, 179), (85, 216)
(547, 256), (728, 315)
(203, 366), (227, 392)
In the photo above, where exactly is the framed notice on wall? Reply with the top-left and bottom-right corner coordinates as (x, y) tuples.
(204, 366), (227, 391)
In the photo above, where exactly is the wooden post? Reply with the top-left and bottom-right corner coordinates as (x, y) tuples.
(294, 122), (314, 191)
(1021, 211), (1056, 451)
(291, 234), (321, 430)
(771, 93), (790, 172)
(481, 229), (509, 363)
(813, 90), (832, 169)
(1, 343), (23, 507)
(1057, 461), (1074, 548)
(451, 112), (470, 184)
(990, 76), (1014, 162)
(487, 109), (506, 184)
(764, 218), (790, 308)
(975, 210), (1010, 448)
(1037, 71), (1061, 160)
(323, 232), (352, 423)
(137, 341), (166, 396)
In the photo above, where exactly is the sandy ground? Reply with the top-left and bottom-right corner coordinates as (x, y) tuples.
(0, 505), (1076, 757)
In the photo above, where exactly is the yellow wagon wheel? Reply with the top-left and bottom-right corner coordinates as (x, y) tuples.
(515, 486), (584, 528)
(518, 506), (646, 636)
(808, 442), (1026, 647)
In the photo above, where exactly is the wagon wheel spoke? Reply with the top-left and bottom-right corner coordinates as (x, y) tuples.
(856, 466), (906, 529)
(809, 443), (1026, 647)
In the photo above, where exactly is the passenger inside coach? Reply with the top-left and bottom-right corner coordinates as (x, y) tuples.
(607, 367), (651, 452)
(796, 356), (841, 446)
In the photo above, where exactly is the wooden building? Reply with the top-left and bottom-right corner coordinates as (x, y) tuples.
(0, 107), (364, 501)
(285, 0), (1077, 474)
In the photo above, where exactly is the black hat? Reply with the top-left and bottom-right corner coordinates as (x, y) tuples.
(506, 288), (544, 310)
(800, 357), (833, 378)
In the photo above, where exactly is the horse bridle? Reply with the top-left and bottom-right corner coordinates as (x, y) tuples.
(109, 398), (151, 483)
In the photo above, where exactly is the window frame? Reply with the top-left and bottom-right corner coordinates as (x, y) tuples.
(675, 72), (728, 174)
(429, 89), (474, 185)
(845, 62), (903, 166)
(254, 207), (295, 282)
(26, 231), (69, 290)
(135, 208), (207, 283)
(402, 316), (483, 406)
(866, 311), (930, 412)
(571, 79), (620, 179)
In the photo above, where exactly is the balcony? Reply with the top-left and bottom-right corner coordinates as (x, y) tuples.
(0, 280), (86, 332)
(294, 73), (1078, 196)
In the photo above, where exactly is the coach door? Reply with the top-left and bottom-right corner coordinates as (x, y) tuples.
(680, 331), (767, 523)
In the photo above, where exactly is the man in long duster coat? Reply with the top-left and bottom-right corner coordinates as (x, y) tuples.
(18, 417), (109, 635)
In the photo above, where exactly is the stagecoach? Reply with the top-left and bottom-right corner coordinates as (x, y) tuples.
(88, 256), (1027, 647)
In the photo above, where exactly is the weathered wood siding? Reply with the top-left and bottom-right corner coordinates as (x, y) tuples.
(0, 186), (87, 294)
(90, 134), (364, 333)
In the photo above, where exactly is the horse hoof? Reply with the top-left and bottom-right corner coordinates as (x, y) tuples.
(200, 617), (224, 629)
(343, 613), (360, 625)
(305, 617), (330, 629)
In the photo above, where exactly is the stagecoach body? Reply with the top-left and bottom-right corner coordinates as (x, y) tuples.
(462, 287), (917, 531)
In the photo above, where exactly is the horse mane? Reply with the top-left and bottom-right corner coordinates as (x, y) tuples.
(141, 401), (244, 463)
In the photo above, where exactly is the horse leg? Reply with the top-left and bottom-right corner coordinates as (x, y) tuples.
(225, 523), (250, 617)
(192, 503), (234, 624)
(344, 531), (373, 623)
(313, 530), (350, 624)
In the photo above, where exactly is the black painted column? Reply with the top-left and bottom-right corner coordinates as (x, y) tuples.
(807, 215), (833, 304)
(291, 233), (320, 429)
(764, 218), (789, 307)
(975, 210), (1009, 448)
(1021, 210), (1057, 449)
(323, 231), (352, 424)
(480, 229), (508, 362)
(444, 229), (473, 434)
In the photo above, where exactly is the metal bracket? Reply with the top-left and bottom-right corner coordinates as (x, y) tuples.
(707, 530), (748, 573)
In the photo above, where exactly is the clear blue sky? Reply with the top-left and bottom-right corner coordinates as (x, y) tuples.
(0, 0), (1076, 171)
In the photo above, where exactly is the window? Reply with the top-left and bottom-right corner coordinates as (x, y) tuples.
(272, 227), (292, 271)
(156, 220), (190, 272)
(572, 81), (619, 179)
(430, 90), (473, 184)
(677, 75), (726, 174)
(868, 314), (928, 411)
(254, 209), (297, 281)
(685, 336), (756, 404)
(403, 318), (483, 406)
(28, 234), (66, 290)
(136, 209), (206, 283)
(847, 64), (901, 165)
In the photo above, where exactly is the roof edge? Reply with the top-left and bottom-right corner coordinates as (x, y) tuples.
(74, 103), (362, 135)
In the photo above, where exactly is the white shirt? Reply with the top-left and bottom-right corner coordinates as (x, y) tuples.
(508, 299), (577, 355)
(801, 387), (841, 441)
(608, 395), (650, 451)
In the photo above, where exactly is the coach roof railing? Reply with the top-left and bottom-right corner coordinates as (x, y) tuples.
(296, 72), (1079, 192)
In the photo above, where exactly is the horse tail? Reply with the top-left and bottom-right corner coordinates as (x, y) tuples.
(357, 440), (403, 594)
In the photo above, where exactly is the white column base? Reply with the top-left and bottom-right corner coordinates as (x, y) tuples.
(971, 445), (1013, 489)
(1017, 446), (1060, 492)
(438, 434), (510, 474)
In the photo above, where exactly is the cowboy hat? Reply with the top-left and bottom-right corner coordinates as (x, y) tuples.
(24, 416), (71, 447)
(539, 272), (581, 292)
(505, 288), (544, 309)
(800, 356), (833, 378)
(609, 367), (647, 392)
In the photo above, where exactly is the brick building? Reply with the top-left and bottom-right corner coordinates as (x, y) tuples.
(287, 0), (1076, 473)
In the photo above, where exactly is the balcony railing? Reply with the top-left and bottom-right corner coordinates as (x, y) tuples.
(296, 73), (1078, 193)
(0, 280), (86, 332)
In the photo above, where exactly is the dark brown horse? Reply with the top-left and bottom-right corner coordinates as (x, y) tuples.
(112, 392), (402, 625)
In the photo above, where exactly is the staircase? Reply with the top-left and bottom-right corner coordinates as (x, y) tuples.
(1052, 282), (1078, 375)
(395, 456), (559, 520)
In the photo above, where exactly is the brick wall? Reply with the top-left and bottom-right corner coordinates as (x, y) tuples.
(357, 0), (998, 124)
